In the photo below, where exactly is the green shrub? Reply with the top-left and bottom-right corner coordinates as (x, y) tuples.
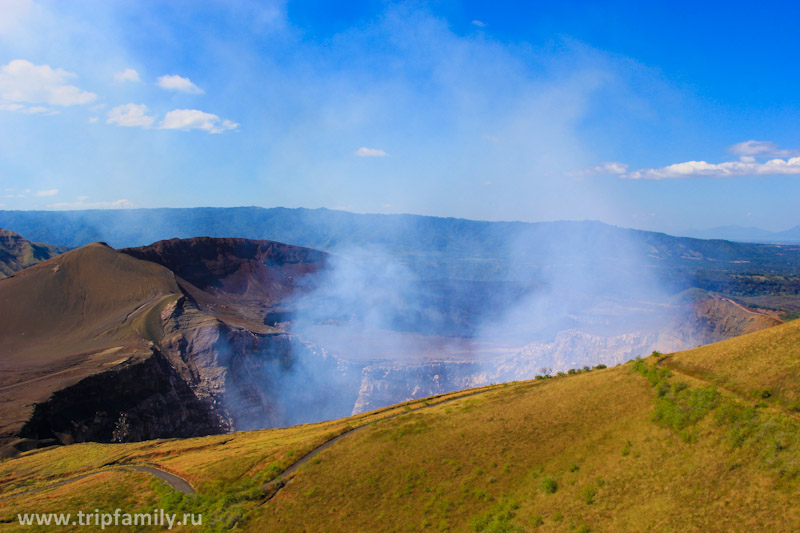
(655, 381), (671, 397)
(594, 364), (607, 370)
(568, 462), (579, 472)
(530, 514), (544, 528)
(540, 477), (558, 494)
(621, 440), (632, 457)
(651, 386), (718, 432)
(580, 484), (597, 505)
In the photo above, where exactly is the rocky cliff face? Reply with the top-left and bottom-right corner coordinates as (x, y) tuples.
(19, 348), (225, 444)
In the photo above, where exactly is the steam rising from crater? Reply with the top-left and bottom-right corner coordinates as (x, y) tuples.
(277, 221), (696, 423)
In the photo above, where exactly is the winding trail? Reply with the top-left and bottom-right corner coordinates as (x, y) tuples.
(0, 465), (194, 503)
(260, 385), (500, 504)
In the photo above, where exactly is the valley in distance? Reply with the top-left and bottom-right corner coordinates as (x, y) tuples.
(1, 207), (800, 531)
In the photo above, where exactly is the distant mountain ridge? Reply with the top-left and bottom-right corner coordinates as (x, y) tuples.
(3, 207), (800, 283)
(682, 224), (800, 243)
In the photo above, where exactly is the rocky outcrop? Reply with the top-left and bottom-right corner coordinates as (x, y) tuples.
(352, 361), (487, 414)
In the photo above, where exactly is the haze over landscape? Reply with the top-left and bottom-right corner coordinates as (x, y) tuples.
(2, 0), (800, 234)
(2, 1), (800, 531)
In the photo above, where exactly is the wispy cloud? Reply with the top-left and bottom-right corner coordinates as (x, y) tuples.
(0, 59), (97, 106)
(0, 102), (57, 114)
(106, 103), (156, 128)
(156, 74), (204, 94)
(114, 68), (141, 83)
(354, 147), (388, 157)
(727, 139), (800, 159)
(48, 197), (135, 209)
(34, 188), (58, 197)
(159, 109), (238, 133)
(570, 161), (628, 176)
(471, 20), (487, 27)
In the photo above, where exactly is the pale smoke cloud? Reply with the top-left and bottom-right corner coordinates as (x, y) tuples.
(0, 0), (37, 34)
(34, 188), (58, 197)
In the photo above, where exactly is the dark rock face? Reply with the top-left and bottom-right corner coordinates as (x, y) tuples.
(19, 349), (226, 444)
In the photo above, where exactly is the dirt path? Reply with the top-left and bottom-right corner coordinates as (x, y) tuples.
(260, 386), (500, 504)
(124, 466), (195, 494)
(0, 465), (194, 502)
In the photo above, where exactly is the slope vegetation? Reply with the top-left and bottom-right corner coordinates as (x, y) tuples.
(2, 319), (799, 531)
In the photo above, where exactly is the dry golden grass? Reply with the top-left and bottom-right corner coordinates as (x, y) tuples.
(663, 318), (800, 409)
(3, 319), (800, 531)
(0, 385), (498, 529)
(252, 365), (800, 532)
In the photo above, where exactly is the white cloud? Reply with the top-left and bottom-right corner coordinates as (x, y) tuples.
(48, 198), (135, 209)
(471, 20), (487, 27)
(0, 103), (23, 111)
(0, 59), (97, 106)
(727, 139), (799, 158)
(114, 68), (141, 83)
(156, 74), (204, 94)
(159, 109), (238, 133)
(354, 147), (388, 157)
(34, 188), (58, 197)
(88, 116), (98, 123)
(623, 157), (800, 179)
(106, 103), (156, 128)
(591, 141), (800, 180)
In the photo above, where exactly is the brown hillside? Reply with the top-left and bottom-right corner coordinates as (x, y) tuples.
(0, 243), (185, 443)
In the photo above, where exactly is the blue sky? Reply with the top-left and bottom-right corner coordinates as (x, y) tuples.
(1, 0), (799, 234)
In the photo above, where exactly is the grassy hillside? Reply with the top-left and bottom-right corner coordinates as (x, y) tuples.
(3, 321), (800, 531)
